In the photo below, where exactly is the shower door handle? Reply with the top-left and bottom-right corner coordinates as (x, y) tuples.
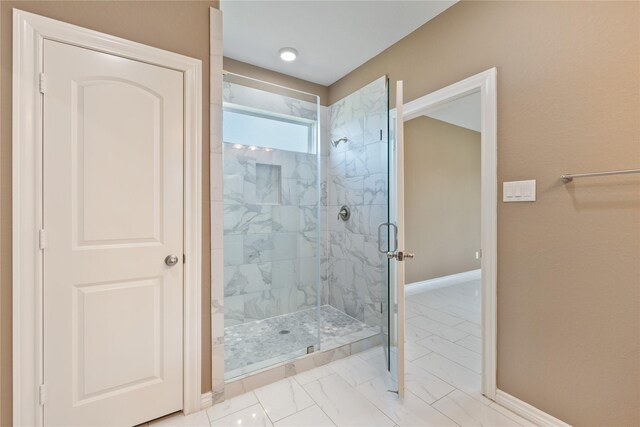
(387, 250), (414, 261)
(377, 222), (398, 254)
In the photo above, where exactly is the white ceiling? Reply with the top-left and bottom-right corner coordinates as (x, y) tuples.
(422, 91), (481, 132)
(220, 1), (457, 86)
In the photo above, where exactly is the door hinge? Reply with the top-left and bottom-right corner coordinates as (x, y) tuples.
(39, 384), (47, 405)
(39, 73), (46, 94)
(38, 229), (47, 250)
(183, 254), (186, 264)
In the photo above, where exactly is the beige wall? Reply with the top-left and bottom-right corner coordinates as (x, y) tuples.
(0, 2), (217, 424)
(223, 57), (329, 105)
(404, 116), (480, 284)
(329, 2), (640, 425)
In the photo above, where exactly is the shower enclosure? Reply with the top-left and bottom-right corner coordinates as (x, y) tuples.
(222, 73), (390, 380)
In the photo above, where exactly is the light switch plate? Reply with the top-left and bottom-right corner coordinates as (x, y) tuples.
(503, 180), (536, 202)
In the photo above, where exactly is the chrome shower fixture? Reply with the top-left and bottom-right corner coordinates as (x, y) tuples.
(332, 137), (348, 147)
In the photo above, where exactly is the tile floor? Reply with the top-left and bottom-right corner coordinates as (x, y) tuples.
(225, 305), (379, 379)
(150, 279), (537, 426)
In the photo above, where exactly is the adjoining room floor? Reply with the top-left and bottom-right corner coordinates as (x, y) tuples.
(150, 278), (536, 426)
(225, 305), (379, 379)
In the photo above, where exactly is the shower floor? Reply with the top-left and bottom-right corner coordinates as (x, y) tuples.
(224, 305), (379, 379)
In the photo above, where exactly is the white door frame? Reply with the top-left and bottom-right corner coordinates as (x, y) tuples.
(12, 10), (203, 426)
(393, 68), (498, 399)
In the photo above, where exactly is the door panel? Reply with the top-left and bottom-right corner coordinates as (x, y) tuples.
(75, 79), (163, 246)
(77, 278), (162, 399)
(43, 40), (184, 426)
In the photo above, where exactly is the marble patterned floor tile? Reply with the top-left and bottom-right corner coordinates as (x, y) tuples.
(303, 374), (395, 427)
(404, 302), (466, 327)
(215, 278), (533, 427)
(456, 334), (482, 354)
(407, 315), (469, 342)
(357, 345), (386, 361)
(412, 353), (487, 404)
(417, 335), (482, 374)
(355, 376), (458, 427)
(404, 360), (456, 404)
(404, 340), (432, 361)
(404, 322), (433, 342)
(254, 378), (314, 422)
(330, 353), (387, 387)
(273, 405), (336, 427)
(433, 390), (523, 427)
(208, 391), (258, 421)
(213, 403), (273, 427)
(454, 321), (482, 338)
(293, 364), (335, 386)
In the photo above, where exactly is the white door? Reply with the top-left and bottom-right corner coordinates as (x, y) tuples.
(388, 80), (408, 397)
(43, 40), (184, 427)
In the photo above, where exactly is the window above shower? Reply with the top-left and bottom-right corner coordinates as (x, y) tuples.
(223, 107), (315, 154)
(222, 72), (319, 155)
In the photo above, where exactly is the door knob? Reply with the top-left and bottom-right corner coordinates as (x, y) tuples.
(165, 254), (179, 266)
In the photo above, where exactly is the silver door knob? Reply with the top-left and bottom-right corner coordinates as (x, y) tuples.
(165, 254), (179, 266)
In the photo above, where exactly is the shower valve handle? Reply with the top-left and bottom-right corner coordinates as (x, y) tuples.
(337, 206), (351, 221)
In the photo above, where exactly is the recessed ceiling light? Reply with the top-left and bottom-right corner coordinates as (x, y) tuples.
(279, 47), (297, 62)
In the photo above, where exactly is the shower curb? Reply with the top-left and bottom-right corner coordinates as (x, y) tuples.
(217, 333), (383, 402)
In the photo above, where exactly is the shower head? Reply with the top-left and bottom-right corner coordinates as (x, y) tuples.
(332, 137), (348, 147)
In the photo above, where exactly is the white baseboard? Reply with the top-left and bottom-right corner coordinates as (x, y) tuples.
(200, 391), (213, 409)
(405, 269), (481, 295)
(495, 389), (571, 427)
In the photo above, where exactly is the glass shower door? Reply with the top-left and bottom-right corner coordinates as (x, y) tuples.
(386, 80), (406, 397)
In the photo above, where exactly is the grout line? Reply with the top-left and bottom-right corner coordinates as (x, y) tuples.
(313, 403), (338, 427)
(208, 391), (258, 423)
(407, 303), (469, 327)
(428, 390), (464, 427)
(410, 353), (477, 396)
(205, 403), (213, 427)
(257, 400), (275, 426)
(430, 386), (457, 405)
(348, 376), (401, 426)
(416, 344), (482, 376)
(300, 378), (339, 427)
(410, 291), (481, 315)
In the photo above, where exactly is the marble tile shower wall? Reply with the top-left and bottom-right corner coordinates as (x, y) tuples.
(223, 146), (321, 326)
(326, 77), (389, 329)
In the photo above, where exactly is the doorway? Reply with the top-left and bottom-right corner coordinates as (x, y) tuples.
(394, 69), (498, 402)
(404, 90), (485, 404)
